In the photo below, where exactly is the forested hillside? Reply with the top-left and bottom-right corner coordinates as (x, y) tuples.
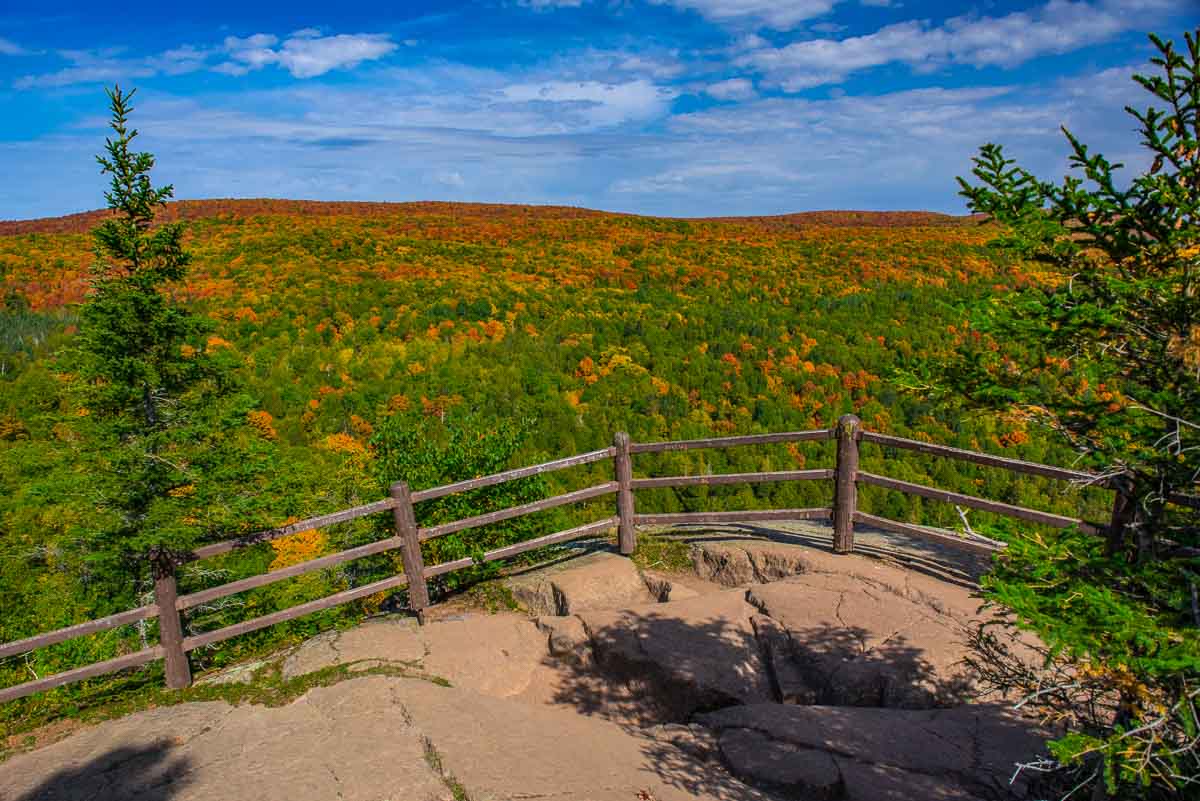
(0, 200), (1108, 715)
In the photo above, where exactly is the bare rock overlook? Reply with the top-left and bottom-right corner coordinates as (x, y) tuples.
(1, 522), (1048, 801)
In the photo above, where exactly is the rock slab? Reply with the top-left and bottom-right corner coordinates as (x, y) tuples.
(747, 577), (975, 708)
(0, 680), (450, 801)
(282, 617), (425, 680)
(2, 676), (774, 801)
(507, 550), (655, 615)
(700, 703), (1048, 800)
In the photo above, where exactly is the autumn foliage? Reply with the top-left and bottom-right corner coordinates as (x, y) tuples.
(0, 160), (1113, 722)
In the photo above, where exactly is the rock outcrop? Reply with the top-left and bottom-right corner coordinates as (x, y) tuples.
(4, 527), (1048, 801)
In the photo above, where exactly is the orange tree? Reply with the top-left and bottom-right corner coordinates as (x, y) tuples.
(907, 32), (1200, 798)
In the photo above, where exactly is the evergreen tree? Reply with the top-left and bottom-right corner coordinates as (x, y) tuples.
(909, 32), (1200, 799)
(72, 87), (279, 580)
(82, 86), (202, 427)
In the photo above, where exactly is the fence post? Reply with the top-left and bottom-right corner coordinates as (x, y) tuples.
(833, 414), (861, 554)
(152, 554), (192, 690)
(391, 481), (430, 624)
(613, 432), (637, 556)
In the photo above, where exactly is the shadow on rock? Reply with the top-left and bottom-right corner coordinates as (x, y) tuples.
(546, 604), (772, 729)
(782, 623), (976, 709)
(698, 702), (1051, 800)
(9, 742), (192, 801)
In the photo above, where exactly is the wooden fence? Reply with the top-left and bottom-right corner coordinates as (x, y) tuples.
(1, 414), (1191, 704)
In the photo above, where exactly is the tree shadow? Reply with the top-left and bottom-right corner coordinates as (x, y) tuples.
(777, 623), (975, 709)
(547, 609), (770, 728)
(687, 701), (1051, 801)
(7, 742), (192, 801)
(542, 591), (991, 799)
(545, 609), (784, 799)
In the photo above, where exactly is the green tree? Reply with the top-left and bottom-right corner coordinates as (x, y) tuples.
(372, 412), (550, 593)
(82, 86), (201, 425)
(909, 32), (1200, 799)
(70, 87), (280, 581)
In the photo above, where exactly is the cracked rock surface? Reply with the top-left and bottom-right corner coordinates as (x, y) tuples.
(1, 676), (772, 801)
(281, 616), (426, 680)
(574, 589), (775, 718)
(1, 680), (450, 801)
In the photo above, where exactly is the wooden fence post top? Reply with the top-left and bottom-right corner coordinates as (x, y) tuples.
(613, 431), (631, 447)
(837, 414), (861, 434)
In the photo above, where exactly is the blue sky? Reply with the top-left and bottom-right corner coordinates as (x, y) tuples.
(1, 1), (1198, 219)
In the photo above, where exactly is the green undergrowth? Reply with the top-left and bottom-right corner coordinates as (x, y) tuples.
(461, 580), (521, 614)
(630, 531), (694, 573)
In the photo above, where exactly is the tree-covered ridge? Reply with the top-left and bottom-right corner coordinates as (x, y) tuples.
(1, 203), (1048, 449)
(0, 199), (974, 237)
(0, 199), (1108, 722)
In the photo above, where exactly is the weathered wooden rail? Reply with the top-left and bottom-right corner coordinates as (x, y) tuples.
(1, 414), (1190, 703)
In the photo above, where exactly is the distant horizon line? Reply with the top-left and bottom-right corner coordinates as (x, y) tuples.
(0, 197), (979, 228)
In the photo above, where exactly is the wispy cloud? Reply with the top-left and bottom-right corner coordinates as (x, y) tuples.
(612, 67), (1151, 213)
(0, 37), (28, 56)
(14, 29), (399, 89)
(218, 29), (398, 78)
(740, 0), (1172, 90)
(651, 0), (843, 30)
(16, 48), (161, 89)
(704, 77), (756, 100)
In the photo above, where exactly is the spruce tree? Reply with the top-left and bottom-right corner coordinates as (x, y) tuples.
(910, 31), (1200, 798)
(73, 88), (277, 581)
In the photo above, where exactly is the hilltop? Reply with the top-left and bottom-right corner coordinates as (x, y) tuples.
(0, 199), (974, 236)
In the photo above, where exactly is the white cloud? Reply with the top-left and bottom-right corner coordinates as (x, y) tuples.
(705, 77), (756, 100)
(608, 67), (1151, 214)
(612, 160), (809, 195)
(3, 6), (1176, 219)
(1, 58), (1155, 220)
(217, 34), (280, 75)
(651, 0), (843, 30)
(14, 29), (398, 88)
(220, 31), (397, 78)
(739, 0), (1171, 90)
(498, 79), (677, 128)
(15, 48), (161, 89)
